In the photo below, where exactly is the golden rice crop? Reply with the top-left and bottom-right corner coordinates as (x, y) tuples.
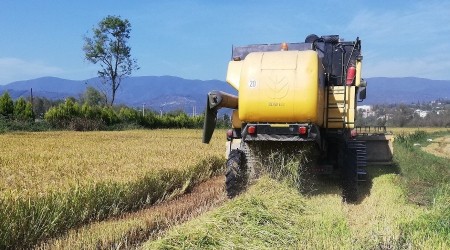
(38, 176), (227, 249)
(0, 129), (226, 249)
(388, 127), (449, 135)
(0, 130), (223, 198)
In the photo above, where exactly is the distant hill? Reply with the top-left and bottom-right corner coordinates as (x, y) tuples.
(0, 76), (236, 113)
(0, 76), (449, 112)
(363, 77), (450, 104)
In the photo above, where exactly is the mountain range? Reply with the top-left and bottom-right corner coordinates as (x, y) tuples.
(0, 76), (449, 113)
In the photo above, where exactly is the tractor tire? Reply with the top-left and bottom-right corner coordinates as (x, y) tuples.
(342, 145), (358, 203)
(225, 149), (246, 198)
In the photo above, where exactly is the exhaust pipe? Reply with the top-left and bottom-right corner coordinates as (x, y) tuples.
(202, 91), (238, 144)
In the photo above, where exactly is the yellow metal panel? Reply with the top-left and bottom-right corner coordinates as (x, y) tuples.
(261, 51), (298, 70)
(355, 60), (362, 87)
(238, 50), (320, 123)
(226, 61), (243, 90)
(231, 109), (241, 128)
(326, 86), (356, 128)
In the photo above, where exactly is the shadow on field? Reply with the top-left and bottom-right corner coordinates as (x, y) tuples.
(307, 164), (400, 204)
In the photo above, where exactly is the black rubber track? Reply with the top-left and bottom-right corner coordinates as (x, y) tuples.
(342, 144), (358, 203)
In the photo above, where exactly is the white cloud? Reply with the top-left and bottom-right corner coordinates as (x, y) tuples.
(346, 1), (450, 80)
(0, 58), (65, 85)
(347, 2), (450, 44)
(364, 42), (450, 79)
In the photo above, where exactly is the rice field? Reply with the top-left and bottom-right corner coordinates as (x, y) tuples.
(0, 129), (226, 248)
(38, 176), (227, 249)
(1, 128), (449, 248)
(388, 127), (449, 135)
(423, 135), (450, 159)
(0, 130), (224, 197)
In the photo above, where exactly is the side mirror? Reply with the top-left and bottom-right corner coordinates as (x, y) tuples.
(359, 87), (367, 100)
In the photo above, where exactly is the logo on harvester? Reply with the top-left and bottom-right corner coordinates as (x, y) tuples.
(267, 75), (289, 100)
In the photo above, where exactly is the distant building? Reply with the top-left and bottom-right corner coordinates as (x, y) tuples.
(376, 114), (393, 121)
(414, 109), (429, 118)
(357, 105), (375, 118)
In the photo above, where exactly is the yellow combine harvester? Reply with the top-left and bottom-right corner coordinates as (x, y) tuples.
(203, 34), (386, 202)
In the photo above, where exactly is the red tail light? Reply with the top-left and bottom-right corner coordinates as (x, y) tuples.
(298, 126), (307, 135)
(248, 126), (256, 135)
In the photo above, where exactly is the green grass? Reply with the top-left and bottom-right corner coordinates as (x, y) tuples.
(143, 130), (450, 249)
(394, 131), (449, 205)
(394, 131), (450, 248)
(144, 177), (352, 250)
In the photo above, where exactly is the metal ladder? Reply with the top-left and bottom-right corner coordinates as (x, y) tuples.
(326, 85), (352, 129)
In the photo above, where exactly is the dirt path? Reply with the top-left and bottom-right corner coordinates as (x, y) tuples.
(422, 135), (450, 159)
(39, 176), (227, 249)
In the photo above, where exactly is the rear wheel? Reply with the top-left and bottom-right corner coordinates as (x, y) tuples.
(225, 149), (247, 198)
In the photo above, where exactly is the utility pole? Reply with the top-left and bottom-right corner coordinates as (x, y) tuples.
(30, 88), (34, 112)
(142, 103), (145, 117)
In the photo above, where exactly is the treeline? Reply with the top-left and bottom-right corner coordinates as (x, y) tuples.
(0, 92), (34, 121)
(0, 90), (229, 131)
(44, 98), (207, 130)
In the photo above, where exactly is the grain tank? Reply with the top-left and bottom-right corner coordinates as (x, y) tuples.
(203, 34), (368, 202)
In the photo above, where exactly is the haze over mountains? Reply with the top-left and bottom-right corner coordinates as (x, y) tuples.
(0, 76), (449, 113)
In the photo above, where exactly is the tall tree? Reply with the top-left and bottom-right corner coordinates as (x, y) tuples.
(0, 92), (14, 119)
(81, 86), (106, 106)
(14, 97), (34, 121)
(83, 15), (139, 106)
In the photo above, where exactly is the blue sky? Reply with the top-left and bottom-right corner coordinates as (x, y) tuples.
(1, 0), (450, 85)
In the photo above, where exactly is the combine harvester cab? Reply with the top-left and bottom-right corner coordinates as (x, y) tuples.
(203, 34), (391, 202)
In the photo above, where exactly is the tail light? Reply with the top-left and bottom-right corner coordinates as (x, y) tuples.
(248, 126), (256, 135)
(346, 65), (356, 85)
(298, 126), (307, 135)
(227, 129), (233, 140)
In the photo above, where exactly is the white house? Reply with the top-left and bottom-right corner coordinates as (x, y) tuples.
(357, 105), (374, 118)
